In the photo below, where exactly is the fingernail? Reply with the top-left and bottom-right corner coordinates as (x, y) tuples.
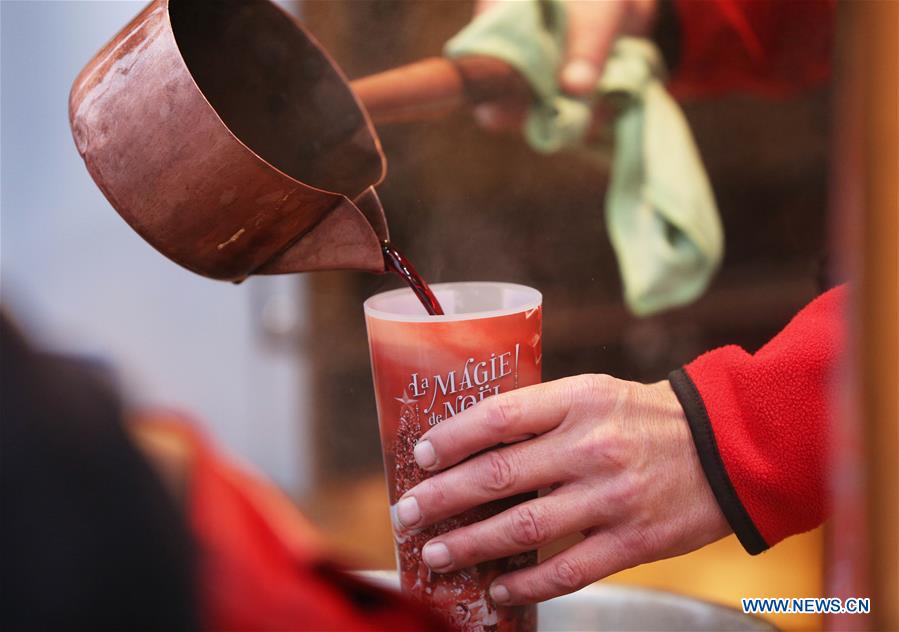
(561, 59), (599, 94)
(422, 541), (452, 570)
(490, 583), (510, 604)
(414, 440), (437, 470)
(396, 496), (421, 528)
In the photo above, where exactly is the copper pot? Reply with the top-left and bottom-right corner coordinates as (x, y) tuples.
(70, 0), (529, 281)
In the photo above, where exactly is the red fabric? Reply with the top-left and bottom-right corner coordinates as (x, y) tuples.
(684, 285), (846, 547)
(149, 421), (441, 632)
(669, 0), (835, 100)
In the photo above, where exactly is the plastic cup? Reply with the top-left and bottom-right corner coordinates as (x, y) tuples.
(364, 282), (542, 631)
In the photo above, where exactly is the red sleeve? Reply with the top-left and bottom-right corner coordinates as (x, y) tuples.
(668, 0), (835, 100)
(138, 418), (444, 632)
(669, 285), (845, 553)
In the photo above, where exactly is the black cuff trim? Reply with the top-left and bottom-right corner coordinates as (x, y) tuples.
(668, 369), (769, 555)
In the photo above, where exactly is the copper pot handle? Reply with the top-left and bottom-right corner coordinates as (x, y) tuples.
(350, 56), (532, 125)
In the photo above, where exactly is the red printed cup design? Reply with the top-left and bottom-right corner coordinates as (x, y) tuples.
(365, 282), (542, 631)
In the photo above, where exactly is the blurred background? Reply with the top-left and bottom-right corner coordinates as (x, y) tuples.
(2, 0), (313, 495)
(2, 1), (895, 630)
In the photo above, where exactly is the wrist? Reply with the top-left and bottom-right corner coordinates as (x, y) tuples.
(668, 369), (768, 554)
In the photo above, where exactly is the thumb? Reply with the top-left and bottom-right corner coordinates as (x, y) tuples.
(560, 3), (626, 96)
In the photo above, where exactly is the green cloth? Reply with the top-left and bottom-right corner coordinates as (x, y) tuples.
(445, 0), (723, 316)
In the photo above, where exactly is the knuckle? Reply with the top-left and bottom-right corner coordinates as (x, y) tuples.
(616, 525), (661, 559)
(485, 396), (520, 436)
(509, 505), (546, 547)
(482, 449), (516, 493)
(563, 374), (606, 415)
(422, 475), (450, 509)
(572, 373), (601, 393)
(552, 558), (587, 593)
(587, 433), (627, 468)
(561, 374), (588, 405)
(446, 530), (477, 563)
(600, 479), (634, 509)
(580, 373), (614, 403)
(572, 433), (598, 463)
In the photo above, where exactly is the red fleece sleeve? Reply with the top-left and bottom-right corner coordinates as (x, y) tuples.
(135, 417), (444, 632)
(669, 285), (845, 553)
(668, 0), (835, 100)
(183, 424), (446, 631)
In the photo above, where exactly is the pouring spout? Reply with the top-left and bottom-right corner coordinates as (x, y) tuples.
(257, 187), (388, 275)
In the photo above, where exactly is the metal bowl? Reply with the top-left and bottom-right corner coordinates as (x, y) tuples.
(358, 570), (776, 631)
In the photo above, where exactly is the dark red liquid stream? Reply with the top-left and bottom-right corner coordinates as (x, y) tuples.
(382, 242), (444, 316)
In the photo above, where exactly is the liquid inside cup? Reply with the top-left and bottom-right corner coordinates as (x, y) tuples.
(364, 282), (542, 321)
(365, 282), (542, 631)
